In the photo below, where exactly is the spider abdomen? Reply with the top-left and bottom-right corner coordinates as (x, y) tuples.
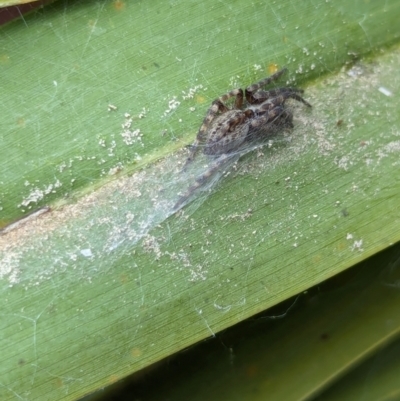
(203, 110), (249, 156)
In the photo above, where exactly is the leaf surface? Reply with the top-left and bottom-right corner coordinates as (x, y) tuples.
(1, 1), (400, 399)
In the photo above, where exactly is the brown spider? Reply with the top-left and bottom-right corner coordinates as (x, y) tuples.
(174, 68), (311, 210)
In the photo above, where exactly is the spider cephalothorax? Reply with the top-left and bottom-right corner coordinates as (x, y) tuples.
(174, 68), (311, 210)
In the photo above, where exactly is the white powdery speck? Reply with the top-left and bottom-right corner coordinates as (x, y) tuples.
(182, 85), (203, 100)
(121, 128), (142, 145)
(163, 96), (181, 116)
(80, 248), (93, 258)
(19, 179), (62, 207)
(378, 86), (392, 97)
(0, 251), (21, 284)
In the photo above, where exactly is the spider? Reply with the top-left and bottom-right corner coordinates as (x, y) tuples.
(174, 68), (311, 210)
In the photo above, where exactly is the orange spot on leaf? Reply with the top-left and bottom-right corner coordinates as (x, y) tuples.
(195, 95), (206, 104)
(268, 64), (279, 74)
(113, 0), (125, 11)
(0, 54), (10, 64)
(17, 117), (26, 128)
(131, 348), (142, 358)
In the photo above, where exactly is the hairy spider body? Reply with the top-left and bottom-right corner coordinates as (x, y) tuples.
(174, 68), (311, 210)
(203, 109), (252, 155)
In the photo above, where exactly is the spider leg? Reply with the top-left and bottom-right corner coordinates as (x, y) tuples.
(265, 108), (294, 129)
(247, 87), (312, 107)
(174, 153), (236, 210)
(279, 109), (294, 128)
(182, 88), (243, 170)
(268, 89), (312, 108)
(255, 89), (312, 111)
(245, 69), (312, 108)
(221, 88), (244, 109)
(245, 68), (288, 103)
(247, 106), (293, 141)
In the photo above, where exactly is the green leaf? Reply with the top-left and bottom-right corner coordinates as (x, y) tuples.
(94, 243), (400, 401)
(1, 0), (400, 399)
(0, 1), (39, 7)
